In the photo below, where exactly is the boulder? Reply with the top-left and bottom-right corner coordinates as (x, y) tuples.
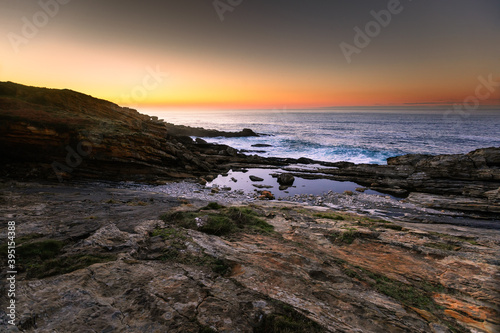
(277, 173), (295, 186)
(297, 157), (314, 164)
(226, 147), (238, 157)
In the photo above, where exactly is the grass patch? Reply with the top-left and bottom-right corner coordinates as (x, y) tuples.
(17, 240), (64, 260)
(226, 207), (274, 234)
(327, 229), (361, 244)
(313, 212), (345, 220)
(160, 248), (230, 275)
(160, 211), (199, 229)
(429, 232), (480, 246)
(105, 199), (119, 204)
(255, 302), (324, 333)
(152, 227), (187, 241)
(127, 200), (148, 206)
(337, 263), (445, 313)
(331, 258), (450, 320)
(365, 271), (435, 310)
(352, 217), (407, 232)
(26, 254), (116, 279)
(152, 227), (189, 260)
(294, 208), (312, 215)
(424, 242), (460, 251)
(381, 224), (403, 231)
(160, 206), (274, 236)
(13, 239), (116, 279)
(199, 215), (235, 236)
(0, 234), (45, 259)
(328, 259), (470, 332)
(200, 202), (225, 210)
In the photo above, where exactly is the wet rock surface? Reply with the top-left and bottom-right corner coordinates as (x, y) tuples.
(277, 173), (295, 186)
(275, 148), (500, 216)
(1, 181), (499, 332)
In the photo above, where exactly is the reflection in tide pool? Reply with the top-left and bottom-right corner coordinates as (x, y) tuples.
(207, 167), (389, 199)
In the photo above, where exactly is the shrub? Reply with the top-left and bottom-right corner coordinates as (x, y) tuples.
(17, 240), (64, 260)
(313, 212), (345, 220)
(327, 229), (361, 244)
(200, 202), (225, 210)
(160, 206), (274, 236)
(199, 215), (235, 236)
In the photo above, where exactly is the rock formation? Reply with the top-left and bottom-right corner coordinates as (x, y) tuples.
(277, 173), (295, 186)
(0, 82), (254, 182)
(1, 81), (499, 216)
(0, 181), (498, 332)
(314, 148), (500, 214)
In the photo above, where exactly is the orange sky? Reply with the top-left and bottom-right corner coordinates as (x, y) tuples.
(1, 1), (499, 110)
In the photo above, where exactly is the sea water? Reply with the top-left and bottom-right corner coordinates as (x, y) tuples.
(143, 109), (500, 165)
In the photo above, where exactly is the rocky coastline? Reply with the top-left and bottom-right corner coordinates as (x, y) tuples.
(2, 82), (499, 217)
(1, 82), (499, 332)
(0, 180), (499, 332)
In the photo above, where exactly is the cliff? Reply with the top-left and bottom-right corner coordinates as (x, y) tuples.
(0, 81), (254, 182)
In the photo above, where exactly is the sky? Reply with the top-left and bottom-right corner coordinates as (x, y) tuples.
(1, 0), (499, 110)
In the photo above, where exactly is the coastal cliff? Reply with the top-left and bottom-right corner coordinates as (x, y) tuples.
(0, 81), (254, 182)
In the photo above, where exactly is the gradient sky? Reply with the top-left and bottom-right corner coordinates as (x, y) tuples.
(1, 0), (499, 109)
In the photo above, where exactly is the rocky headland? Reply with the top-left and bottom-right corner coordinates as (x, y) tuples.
(1, 82), (499, 332)
(0, 81), (261, 182)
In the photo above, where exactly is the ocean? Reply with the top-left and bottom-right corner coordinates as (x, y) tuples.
(144, 109), (500, 165)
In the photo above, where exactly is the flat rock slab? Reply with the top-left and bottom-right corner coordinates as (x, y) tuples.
(1, 181), (499, 333)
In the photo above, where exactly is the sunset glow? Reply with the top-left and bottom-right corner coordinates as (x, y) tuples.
(1, 0), (499, 110)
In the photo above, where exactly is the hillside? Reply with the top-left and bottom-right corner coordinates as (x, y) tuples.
(0, 82), (255, 182)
